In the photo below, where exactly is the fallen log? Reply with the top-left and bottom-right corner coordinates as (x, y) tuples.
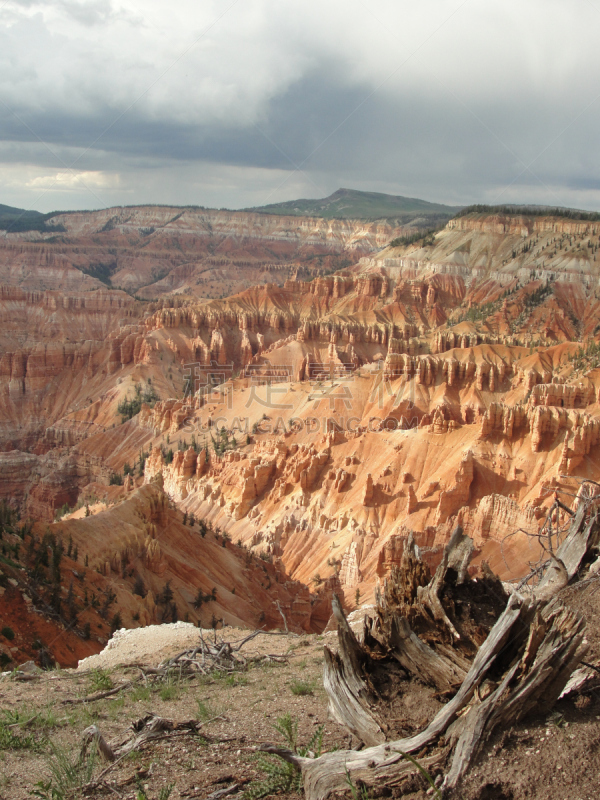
(81, 713), (218, 767)
(63, 680), (137, 705)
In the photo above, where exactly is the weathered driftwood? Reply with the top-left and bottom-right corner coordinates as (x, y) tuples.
(322, 594), (385, 746)
(63, 680), (137, 705)
(442, 597), (587, 792)
(82, 713), (218, 764)
(68, 632), (281, 708)
(80, 713), (230, 795)
(81, 725), (116, 763)
(260, 743), (446, 796)
(417, 526), (474, 640)
(359, 533), (472, 695)
(202, 784), (243, 800)
(323, 647), (385, 746)
(73, 629), (291, 712)
(286, 593), (524, 799)
(387, 614), (467, 692)
(537, 500), (600, 587)
(560, 660), (600, 698)
(158, 628), (290, 675)
(263, 508), (598, 799)
(514, 489), (600, 595)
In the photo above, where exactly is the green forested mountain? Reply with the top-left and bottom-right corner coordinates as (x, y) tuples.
(246, 188), (463, 223)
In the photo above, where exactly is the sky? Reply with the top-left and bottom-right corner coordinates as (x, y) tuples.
(1, 0), (600, 213)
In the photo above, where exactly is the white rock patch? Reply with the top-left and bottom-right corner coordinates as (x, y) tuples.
(77, 622), (210, 670)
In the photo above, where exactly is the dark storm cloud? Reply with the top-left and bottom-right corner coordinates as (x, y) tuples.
(1, 0), (600, 211)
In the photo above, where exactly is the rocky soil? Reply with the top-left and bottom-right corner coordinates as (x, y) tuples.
(0, 581), (599, 800)
(0, 627), (351, 800)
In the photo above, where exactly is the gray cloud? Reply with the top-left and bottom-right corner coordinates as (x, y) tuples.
(59, 0), (115, 26)
(1, 0), (600, 212)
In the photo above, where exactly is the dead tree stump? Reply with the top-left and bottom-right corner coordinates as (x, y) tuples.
(263, 512), (599, 799)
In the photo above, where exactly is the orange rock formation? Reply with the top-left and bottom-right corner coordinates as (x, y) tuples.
(3, 209), (600, 663)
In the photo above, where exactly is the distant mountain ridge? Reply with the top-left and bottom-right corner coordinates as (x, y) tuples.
(5, 191), (599, 235)
(0, 203), (65, 233)
(2, 190), (460, 233)
(245, 187), (463, 222)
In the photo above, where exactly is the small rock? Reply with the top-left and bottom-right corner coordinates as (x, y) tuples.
(18, 661), (41, 675)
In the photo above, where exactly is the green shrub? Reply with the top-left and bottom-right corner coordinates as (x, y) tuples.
(196, 699), (215, 720)
(31, 740), (97, 799)
(130, 685), (151, 703)
(245, 713), (323, 798)
(289, 678), (315, 696)
(159, 684), (179, 702)
(1, 626), (14, 641)
(135, 779), (174, 800)
(54, 503), (72, 521)
(88, 668), (113, 693)
(224, 674), (248, 687)
(455, 203), (600, 222)
(389, 227), (439, 248)
(118, 383), (159, 422)
(110, 612), (122, 632)
(158, 673), (182, 702)
(0, 709), (44, 751)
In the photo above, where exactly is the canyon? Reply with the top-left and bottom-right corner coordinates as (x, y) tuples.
(0, 204), (412, 299)
(2, 205), (600, 667)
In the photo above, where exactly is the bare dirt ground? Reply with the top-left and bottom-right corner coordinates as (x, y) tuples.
(0, 596), (599, 800)
(0, 629), (350, 800)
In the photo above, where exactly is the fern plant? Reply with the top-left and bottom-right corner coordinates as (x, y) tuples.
(245, 713), (324, 798)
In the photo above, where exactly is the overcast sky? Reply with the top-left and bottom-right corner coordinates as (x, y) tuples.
(1, 0), (600, 213)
